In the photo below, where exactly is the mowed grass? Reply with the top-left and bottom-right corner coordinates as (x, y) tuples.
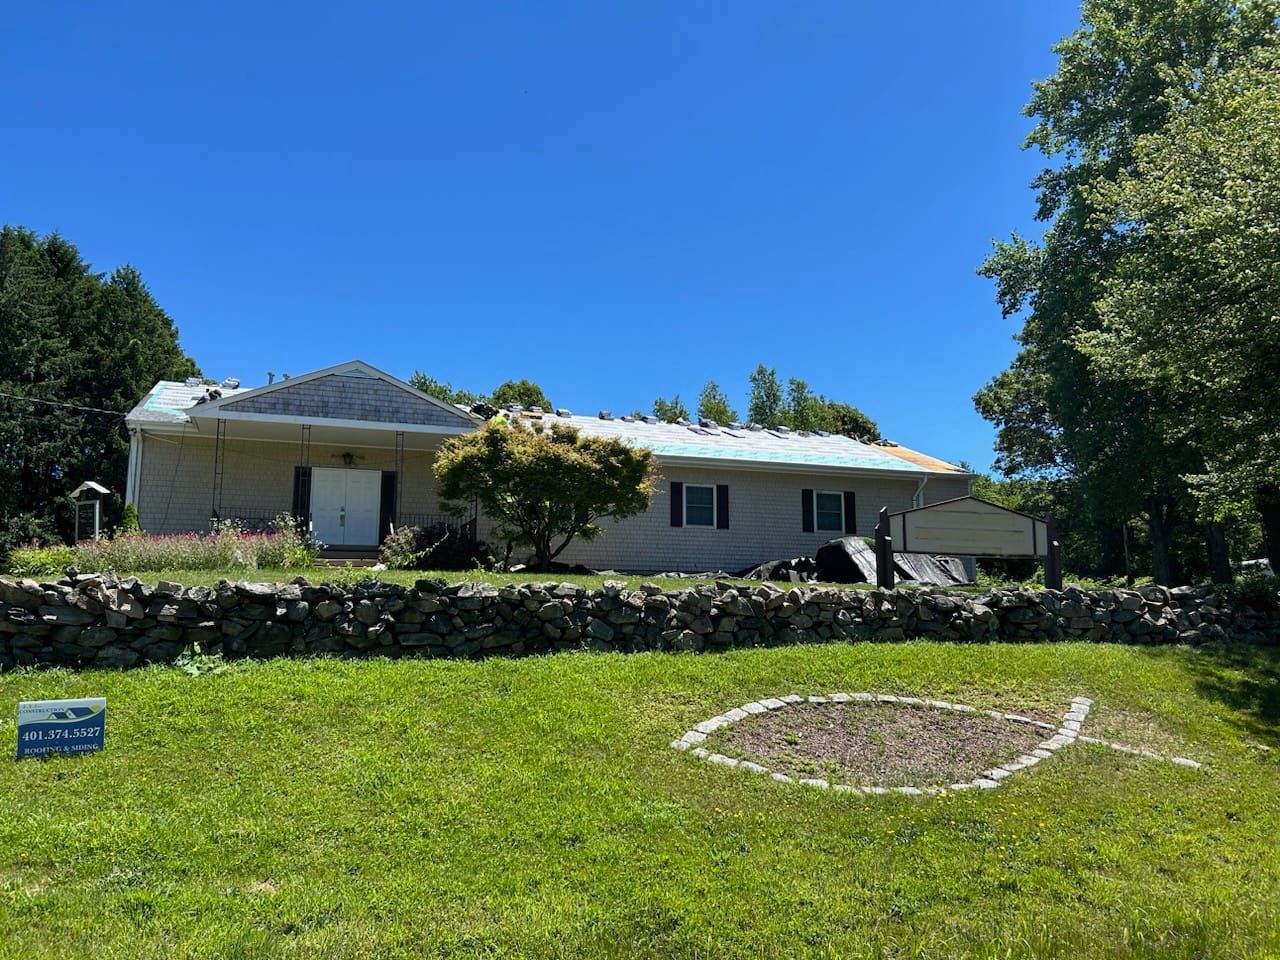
(1, 642), (1279, 959)
(97, 567), (798, 591)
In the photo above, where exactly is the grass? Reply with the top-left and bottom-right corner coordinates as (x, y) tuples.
(1, 641), (1279, 958)
(43, 566), (873, 592)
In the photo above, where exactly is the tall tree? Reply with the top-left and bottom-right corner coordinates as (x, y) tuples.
(975, 0), (1280, 583)
(1082, 46), (1280, 569)
(696, 380), (737, 424)
(0, 227), (198, 558)
(747, 364), (784, 426)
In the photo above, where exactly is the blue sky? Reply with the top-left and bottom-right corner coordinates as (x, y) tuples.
(2, 2), (1081, 471)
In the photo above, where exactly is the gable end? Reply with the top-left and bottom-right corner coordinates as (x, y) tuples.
(218, 373), (475, 428)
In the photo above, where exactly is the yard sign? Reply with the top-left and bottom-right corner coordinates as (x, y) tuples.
(874, 496), (1062, 590)
(16, 698), (106, 758)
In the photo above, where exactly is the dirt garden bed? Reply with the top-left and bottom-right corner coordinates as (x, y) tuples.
(708, 701), (1051, 787)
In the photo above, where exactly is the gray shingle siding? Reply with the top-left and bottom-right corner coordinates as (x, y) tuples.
(220, 375), (474, 428)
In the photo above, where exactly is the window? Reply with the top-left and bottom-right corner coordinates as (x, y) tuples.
(815, 491), (844, 531)
(684, 484), (715, 526)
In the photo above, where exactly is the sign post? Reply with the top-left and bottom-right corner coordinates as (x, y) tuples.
(874, 507), (895, 589)
(16, 698), (106, 758)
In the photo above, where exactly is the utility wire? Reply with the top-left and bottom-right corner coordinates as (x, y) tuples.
(0, 390), (127, 418)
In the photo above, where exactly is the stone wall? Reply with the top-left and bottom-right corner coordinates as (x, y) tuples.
(1, 574), (1276, 672)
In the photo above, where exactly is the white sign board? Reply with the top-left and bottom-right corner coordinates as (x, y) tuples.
(889, 497), (1048, 558)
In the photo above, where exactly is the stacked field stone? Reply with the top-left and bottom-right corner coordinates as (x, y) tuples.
(0, 573), (1275, 672)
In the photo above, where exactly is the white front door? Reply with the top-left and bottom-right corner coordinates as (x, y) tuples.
(310, 468), (382, 546)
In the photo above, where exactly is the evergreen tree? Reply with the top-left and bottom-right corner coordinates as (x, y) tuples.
(0, 226), (198, 560)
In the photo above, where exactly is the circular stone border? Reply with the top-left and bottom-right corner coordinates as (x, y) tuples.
(671, 693), (1201, 796)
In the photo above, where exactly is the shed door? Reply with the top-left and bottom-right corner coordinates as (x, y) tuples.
(310, 468), (381, 546)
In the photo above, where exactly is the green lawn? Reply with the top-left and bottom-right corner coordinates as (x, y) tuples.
(1, 642), (1278, 959)
(75, 566), (873, 592)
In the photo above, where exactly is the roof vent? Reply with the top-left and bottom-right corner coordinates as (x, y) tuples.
(529, 406), (543, 415)
(772, 425), (790, 435)
(555, 407), (572, 418)
(506, 403), (523, 413)
(621, 414), (636, 422)
(748, 423), (764, 432)
(220, 377), (240, 390)
(185, 376), (201, 387)
(598, 410), (614, 420)
(698, 418), (718, 429)
(813, 429), (830, 437)
(727, 421), (744, 430)
(641, 415), (659, 424)
(675, 417), (690, 426)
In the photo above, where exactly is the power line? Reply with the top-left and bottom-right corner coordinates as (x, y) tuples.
(0, 390), (127, 418)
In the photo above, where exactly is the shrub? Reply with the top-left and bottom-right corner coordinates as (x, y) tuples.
(118, 503), (142, 535)
(8, 544), (78, 578)
(379, 523), (494, 571)
(1220, 574), (1280, 611)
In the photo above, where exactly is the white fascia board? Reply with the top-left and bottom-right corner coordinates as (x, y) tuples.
(187, 409), (476, 436)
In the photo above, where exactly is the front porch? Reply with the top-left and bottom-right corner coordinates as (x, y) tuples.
(132, 422), (476, 548)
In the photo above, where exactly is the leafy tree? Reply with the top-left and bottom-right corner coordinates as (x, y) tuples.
(652, 394), (689, 423)
(975, 0), (1279, 583)
(696, 380), (737, 424)
(1081, 47), (1280, 569)
(783, 378), (878, 437)
(0, 226), (198, 561)
(490, 378), (552, 411)
(819, 400), (879, 439)
(747, 364), (784, 426)
(409, 372), (484, 408)
(434, 420), (657, 570)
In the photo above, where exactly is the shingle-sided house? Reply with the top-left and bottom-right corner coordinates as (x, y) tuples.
(125, 360), (972, 572)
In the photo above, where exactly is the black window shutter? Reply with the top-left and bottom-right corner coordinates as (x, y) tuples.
(801, 488), (814, 532)
(291, 467), (312, 526)
(670, 481), (684, 527)
(379, 471), (397, 543)
(843, 491), (857, 535)
(715, 484), (729, 529)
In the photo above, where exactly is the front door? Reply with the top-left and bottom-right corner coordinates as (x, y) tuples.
(310, 467), (382, 546)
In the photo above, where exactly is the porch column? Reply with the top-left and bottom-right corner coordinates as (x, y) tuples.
(394, 430), (405, 527)
(210, 418), (226, 524)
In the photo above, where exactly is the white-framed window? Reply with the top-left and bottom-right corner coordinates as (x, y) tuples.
(685, 484), (716, 527)
(815, 490), (844, 531)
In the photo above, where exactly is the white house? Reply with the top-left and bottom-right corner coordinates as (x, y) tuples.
(124, 360), (972, 572)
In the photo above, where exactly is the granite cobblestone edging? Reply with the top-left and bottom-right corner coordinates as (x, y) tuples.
(0, 571), (1276, 672)
(671, 694), (1202, 795)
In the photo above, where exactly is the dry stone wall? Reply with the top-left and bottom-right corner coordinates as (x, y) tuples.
(0, 574), (1276, 672)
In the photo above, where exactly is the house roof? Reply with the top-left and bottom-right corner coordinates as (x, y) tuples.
(126, 379), (252, 425)
(126, 360), (968, 479)
(517, 412), (968, 478)
(126, 361), (479, 433)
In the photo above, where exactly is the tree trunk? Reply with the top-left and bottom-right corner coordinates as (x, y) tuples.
(1257, 484), (1280, 573)
(1205, 521), (1232, 584)
(1146, 496), (1175, 586)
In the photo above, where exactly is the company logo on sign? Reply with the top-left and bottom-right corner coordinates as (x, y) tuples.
(17, 698), (106, 758)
